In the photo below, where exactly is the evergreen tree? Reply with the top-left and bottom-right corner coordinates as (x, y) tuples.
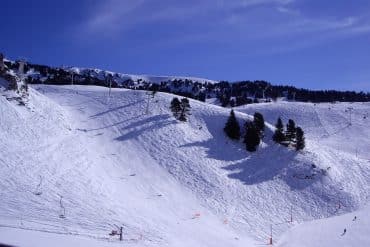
(273, 117), (285, 143)
(224, 110), (241, 140)
(286, 119), (296, 143)
(179, 98), (191, 122)
(230, 98), (235, 107)
(253, 112), (265, 133)
(220, 93), (231, 107)
(170, 97), (181, 119)
(295, 127), (305, 150)
(244, 122), (260, 152)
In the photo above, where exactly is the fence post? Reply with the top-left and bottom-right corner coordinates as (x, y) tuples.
(290, 205), (293, 223)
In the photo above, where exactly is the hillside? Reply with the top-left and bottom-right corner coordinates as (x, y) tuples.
(3, 58), (370, 105)
(0, 83), (370, 246)
(277, 203), (370, 247)
(237, 102), (370, 162)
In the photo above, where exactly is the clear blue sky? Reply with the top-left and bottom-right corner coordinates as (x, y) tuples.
(1, 0), (370, 91)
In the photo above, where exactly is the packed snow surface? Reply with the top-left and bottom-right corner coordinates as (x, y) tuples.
(277, 203), (370, 247)
(1, 85), (370, 246)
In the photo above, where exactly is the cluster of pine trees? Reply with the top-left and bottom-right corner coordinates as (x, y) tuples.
(170, 97), (191, 121)
(224, 110), (265, 152)
(216, 80), (370, 105)
(224, 110), (305, 152)
(273, 118), (305, 150)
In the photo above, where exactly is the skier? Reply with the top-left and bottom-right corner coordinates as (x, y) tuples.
(341, 228), (347, 236)
(353, 216), (357, 221)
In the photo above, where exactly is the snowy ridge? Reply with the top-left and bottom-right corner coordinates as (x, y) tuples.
(5, 58), (369, 105)
(65, 66), (218, 84)
(0, 84), (370, 246)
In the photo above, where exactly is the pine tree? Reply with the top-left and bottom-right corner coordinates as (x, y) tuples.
(170, 97), (181, 119)
(295, 127), (305, 150)
(220, 93), (230, 107)
(286, 119), (296, 143)
(244, 121), (260, 152)
(273, 117), (285, 143)
(253, 112), (265, 134)
(224, 110), (241, 140)
(179, 98), (191, 122)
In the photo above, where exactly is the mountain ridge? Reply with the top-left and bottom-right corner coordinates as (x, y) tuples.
(2, 56), (370, 105)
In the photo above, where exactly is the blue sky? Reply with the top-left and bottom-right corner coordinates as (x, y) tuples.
(1, 0), (370, 91)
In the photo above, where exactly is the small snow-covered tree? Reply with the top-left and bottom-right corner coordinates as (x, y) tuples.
(285, 119), (296, 143)
(179, 98), (191, 122)
(244, 121), (260, 152)
(170, 97), (181, 119)
(224, 109), (241, 140)
(273, 117), (285, 143)
(253, 112), (265, 134)
(295, 127), (305, 150)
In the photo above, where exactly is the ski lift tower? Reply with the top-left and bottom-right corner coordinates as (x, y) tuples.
(292, 91), (296, 101)
(347, 107), (354, 125)
(71, 71), (74, 86)
(107, 74), (113, 97)
(262, 85), (270, 101)
(17, 59), (26, 79)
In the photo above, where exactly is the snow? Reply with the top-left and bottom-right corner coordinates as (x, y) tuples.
(1, 84), (370, 246)
(277, 203), (370, 247)
(0, 227), (125, 247)
(0, 85), (252, 246)
(64, 67), (218, 84)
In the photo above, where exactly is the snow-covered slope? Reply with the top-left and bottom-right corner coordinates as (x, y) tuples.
(1, 85), (370, 246)
(236, 101), (370, 245)
(236, 101), (370, 161)
(66, 67), (218, 84)
(277, 203), (370, 247)
(0, 85), (253, 246)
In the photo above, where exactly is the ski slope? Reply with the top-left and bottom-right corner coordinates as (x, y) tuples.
(236, 101), (370, 161)
(1, 84), (370, 246)
(277, 203), (370, 247)
(0, 85), (254, 247)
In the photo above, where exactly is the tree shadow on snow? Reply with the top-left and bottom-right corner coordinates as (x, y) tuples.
(83, 115), (142, 132)
(114, 114), (176, 141)
(222, 146), (330, 190)
(181, 115), (326, 190)
(89, 99), (145, 118)
(180, 114), (249, 162)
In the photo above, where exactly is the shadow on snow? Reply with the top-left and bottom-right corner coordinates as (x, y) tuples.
(180, 115), (327, 191)
(115, 114), (176, 141)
